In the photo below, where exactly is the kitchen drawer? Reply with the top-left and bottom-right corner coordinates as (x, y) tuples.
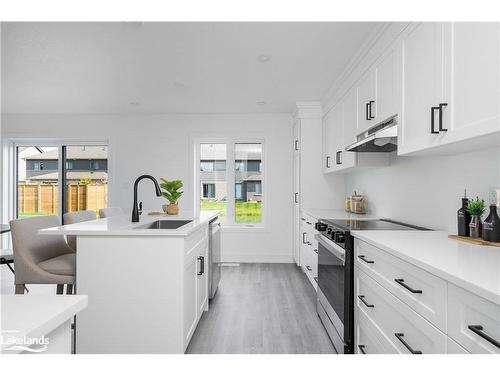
(356, 268), (447, 354)
(355, 306), (400, 354)
(355, 239), (447, 330)
(447, 284), (500, 354)
(447, 337), (470, 354)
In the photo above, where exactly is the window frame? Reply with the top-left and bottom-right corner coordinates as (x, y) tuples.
(194, 138), (266, 229)
(3, 139), (111, 224)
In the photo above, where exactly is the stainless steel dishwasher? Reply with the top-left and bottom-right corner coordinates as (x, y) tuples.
(209, 218), (221, 299)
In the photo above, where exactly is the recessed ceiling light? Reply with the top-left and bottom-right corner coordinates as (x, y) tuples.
(257, 54), (272, 63)
(129, 102), (141, 106)
(257, 101), (267, 106)
(173, 80), (187, 88)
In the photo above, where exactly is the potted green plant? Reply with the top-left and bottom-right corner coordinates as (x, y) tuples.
(466, 196), (486, 238)
(160, 179), (183, 215)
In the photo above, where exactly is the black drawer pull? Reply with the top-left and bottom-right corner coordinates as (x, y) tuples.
(357, 255), (374, 264)
(438, 103), (448, 131)
(306, 265), (312, 271)
(358, 295), (374, 308)
(314, 249), (318, 254)
(431, 106), (440, 134)
(306, 241), (312, 245)
(394, 333), (422, 354)
(313, 277), (318, 283)
(197, 256), (205, 276)
(358, 345), (367, 354)
(306, 221), (312, 225)
(468, 325), (500, 349)
(394, 278), (422, 294)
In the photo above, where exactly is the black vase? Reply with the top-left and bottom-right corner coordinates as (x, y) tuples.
(482, 205), (500, 242)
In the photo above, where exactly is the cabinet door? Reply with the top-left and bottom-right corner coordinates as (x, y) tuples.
(197, 246), (208, 316)
(357, 69), (377, 134)
(444, 22), (500, 144)
(399, 23), (447, 155)
(184, 255), (198, 343)
(293, 120), (301, 265)
(323, 104), (341, 173)
(375, 46), (399, 123)
(341, 87), (358, 170)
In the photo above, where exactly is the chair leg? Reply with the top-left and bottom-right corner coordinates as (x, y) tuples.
(15, 284), (25, 294)
(56, 284), (64, 294)
(66, 284), (73, 295)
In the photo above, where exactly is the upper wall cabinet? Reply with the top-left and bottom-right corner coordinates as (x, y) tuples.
(399, 23), (448, 155)
(399, 22), (500, 155)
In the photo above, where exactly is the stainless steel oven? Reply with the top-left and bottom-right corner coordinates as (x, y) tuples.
(316, 231), (354, 354)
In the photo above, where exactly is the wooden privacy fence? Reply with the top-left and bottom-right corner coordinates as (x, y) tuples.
(18, 184), (108, 214)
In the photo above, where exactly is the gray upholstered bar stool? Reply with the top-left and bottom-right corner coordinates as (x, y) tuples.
(99, 207), (124, 218)
(63, 210), (97, 251)
(9, 216), (76, 295)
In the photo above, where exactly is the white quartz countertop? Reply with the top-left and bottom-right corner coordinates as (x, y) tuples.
(351, 230), (500, 305)
(303, 208), (379, 221)
(39, 210), (219, 237)
(1, 295), (88, 354)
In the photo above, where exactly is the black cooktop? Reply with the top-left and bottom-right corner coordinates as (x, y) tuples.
(320, 218), (428, 231)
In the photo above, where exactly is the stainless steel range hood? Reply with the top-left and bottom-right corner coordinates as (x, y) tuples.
(346, 115), (398, 152)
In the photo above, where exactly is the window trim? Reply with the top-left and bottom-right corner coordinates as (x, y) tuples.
(194, 138), (266, 229)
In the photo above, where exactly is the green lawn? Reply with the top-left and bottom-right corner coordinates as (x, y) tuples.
(18, 211), (54, 219)
(200, 200), (262, 224)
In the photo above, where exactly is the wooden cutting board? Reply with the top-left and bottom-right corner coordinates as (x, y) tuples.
(448, 235), (500, 247)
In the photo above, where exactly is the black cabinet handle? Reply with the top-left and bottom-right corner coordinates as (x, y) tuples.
(357, 255), (374, 264)
(306, 241), (312, 245)
(197, 256), (205, 276)
(431, 106), (440, 134)
(394, 279), (422, 294)
(306, 221), (312, 225)
(438, 103), (448, 131)
(394, 333), (422, 354)
(365, 102), (371, 121)
(358, 345), (367, 354)
(326, 156), (331, 168)
(295, 140), (299, 151)
(369, 100), (375, 119)
(468, 325), (500, 349)
(336, 151), (342, 165)
(358, 295), (375, 308)
(301, 217), (306, 221)
(314, 249), (318, 254)
(313, 276), (318, 283)
(306, 265), (312, 271)
(294, 193), (298, 203)
(302, 232), (307, 244)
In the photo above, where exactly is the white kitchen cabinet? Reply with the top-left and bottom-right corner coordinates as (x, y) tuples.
(197, 246), (209, 316)
(293, 102), (340, 268)
(323, 102), (343, 172)
(341, 87), (357, 169)
(399, 22), (448, 155)
(399, 22), (500, 155)
(184, 253), (198, 344)
(374, 46), (399, 123)
(357, 68), (377, 134)
(442, 22), (500, 145)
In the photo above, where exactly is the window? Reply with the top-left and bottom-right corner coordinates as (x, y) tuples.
(202, 183), (216, 198)
(16, 144), (108, 220)
(198, 141), (263, 226)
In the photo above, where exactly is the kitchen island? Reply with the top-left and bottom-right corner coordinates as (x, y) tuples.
(39, 210), (219, 354)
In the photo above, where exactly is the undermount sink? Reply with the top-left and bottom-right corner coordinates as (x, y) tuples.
(138, 220), (192, 230)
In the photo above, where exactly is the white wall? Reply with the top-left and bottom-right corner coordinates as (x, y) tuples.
(2, 113), (294, 263)
(344, 147), (500, 231)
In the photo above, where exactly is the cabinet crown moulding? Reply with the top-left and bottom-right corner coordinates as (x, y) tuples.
(293, 102), (323, 119)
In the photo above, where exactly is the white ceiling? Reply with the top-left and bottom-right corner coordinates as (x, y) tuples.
(1, 22), (380, 114)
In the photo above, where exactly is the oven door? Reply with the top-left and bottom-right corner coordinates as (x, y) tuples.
(317, 234), (346, 341)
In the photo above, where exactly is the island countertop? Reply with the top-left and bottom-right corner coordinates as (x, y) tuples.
(39, 210), (219, 237)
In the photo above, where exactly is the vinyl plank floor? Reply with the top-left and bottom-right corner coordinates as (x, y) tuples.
(186, 263), (335, 354)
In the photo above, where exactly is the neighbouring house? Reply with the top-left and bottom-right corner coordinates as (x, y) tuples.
(200, 145), (262, 203)
(23, 147), (108, 185)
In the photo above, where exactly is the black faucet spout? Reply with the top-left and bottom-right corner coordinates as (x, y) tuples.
(132, 175), (162, 222)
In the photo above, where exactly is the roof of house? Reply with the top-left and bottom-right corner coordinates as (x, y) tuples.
(24, 147), (107, 160)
